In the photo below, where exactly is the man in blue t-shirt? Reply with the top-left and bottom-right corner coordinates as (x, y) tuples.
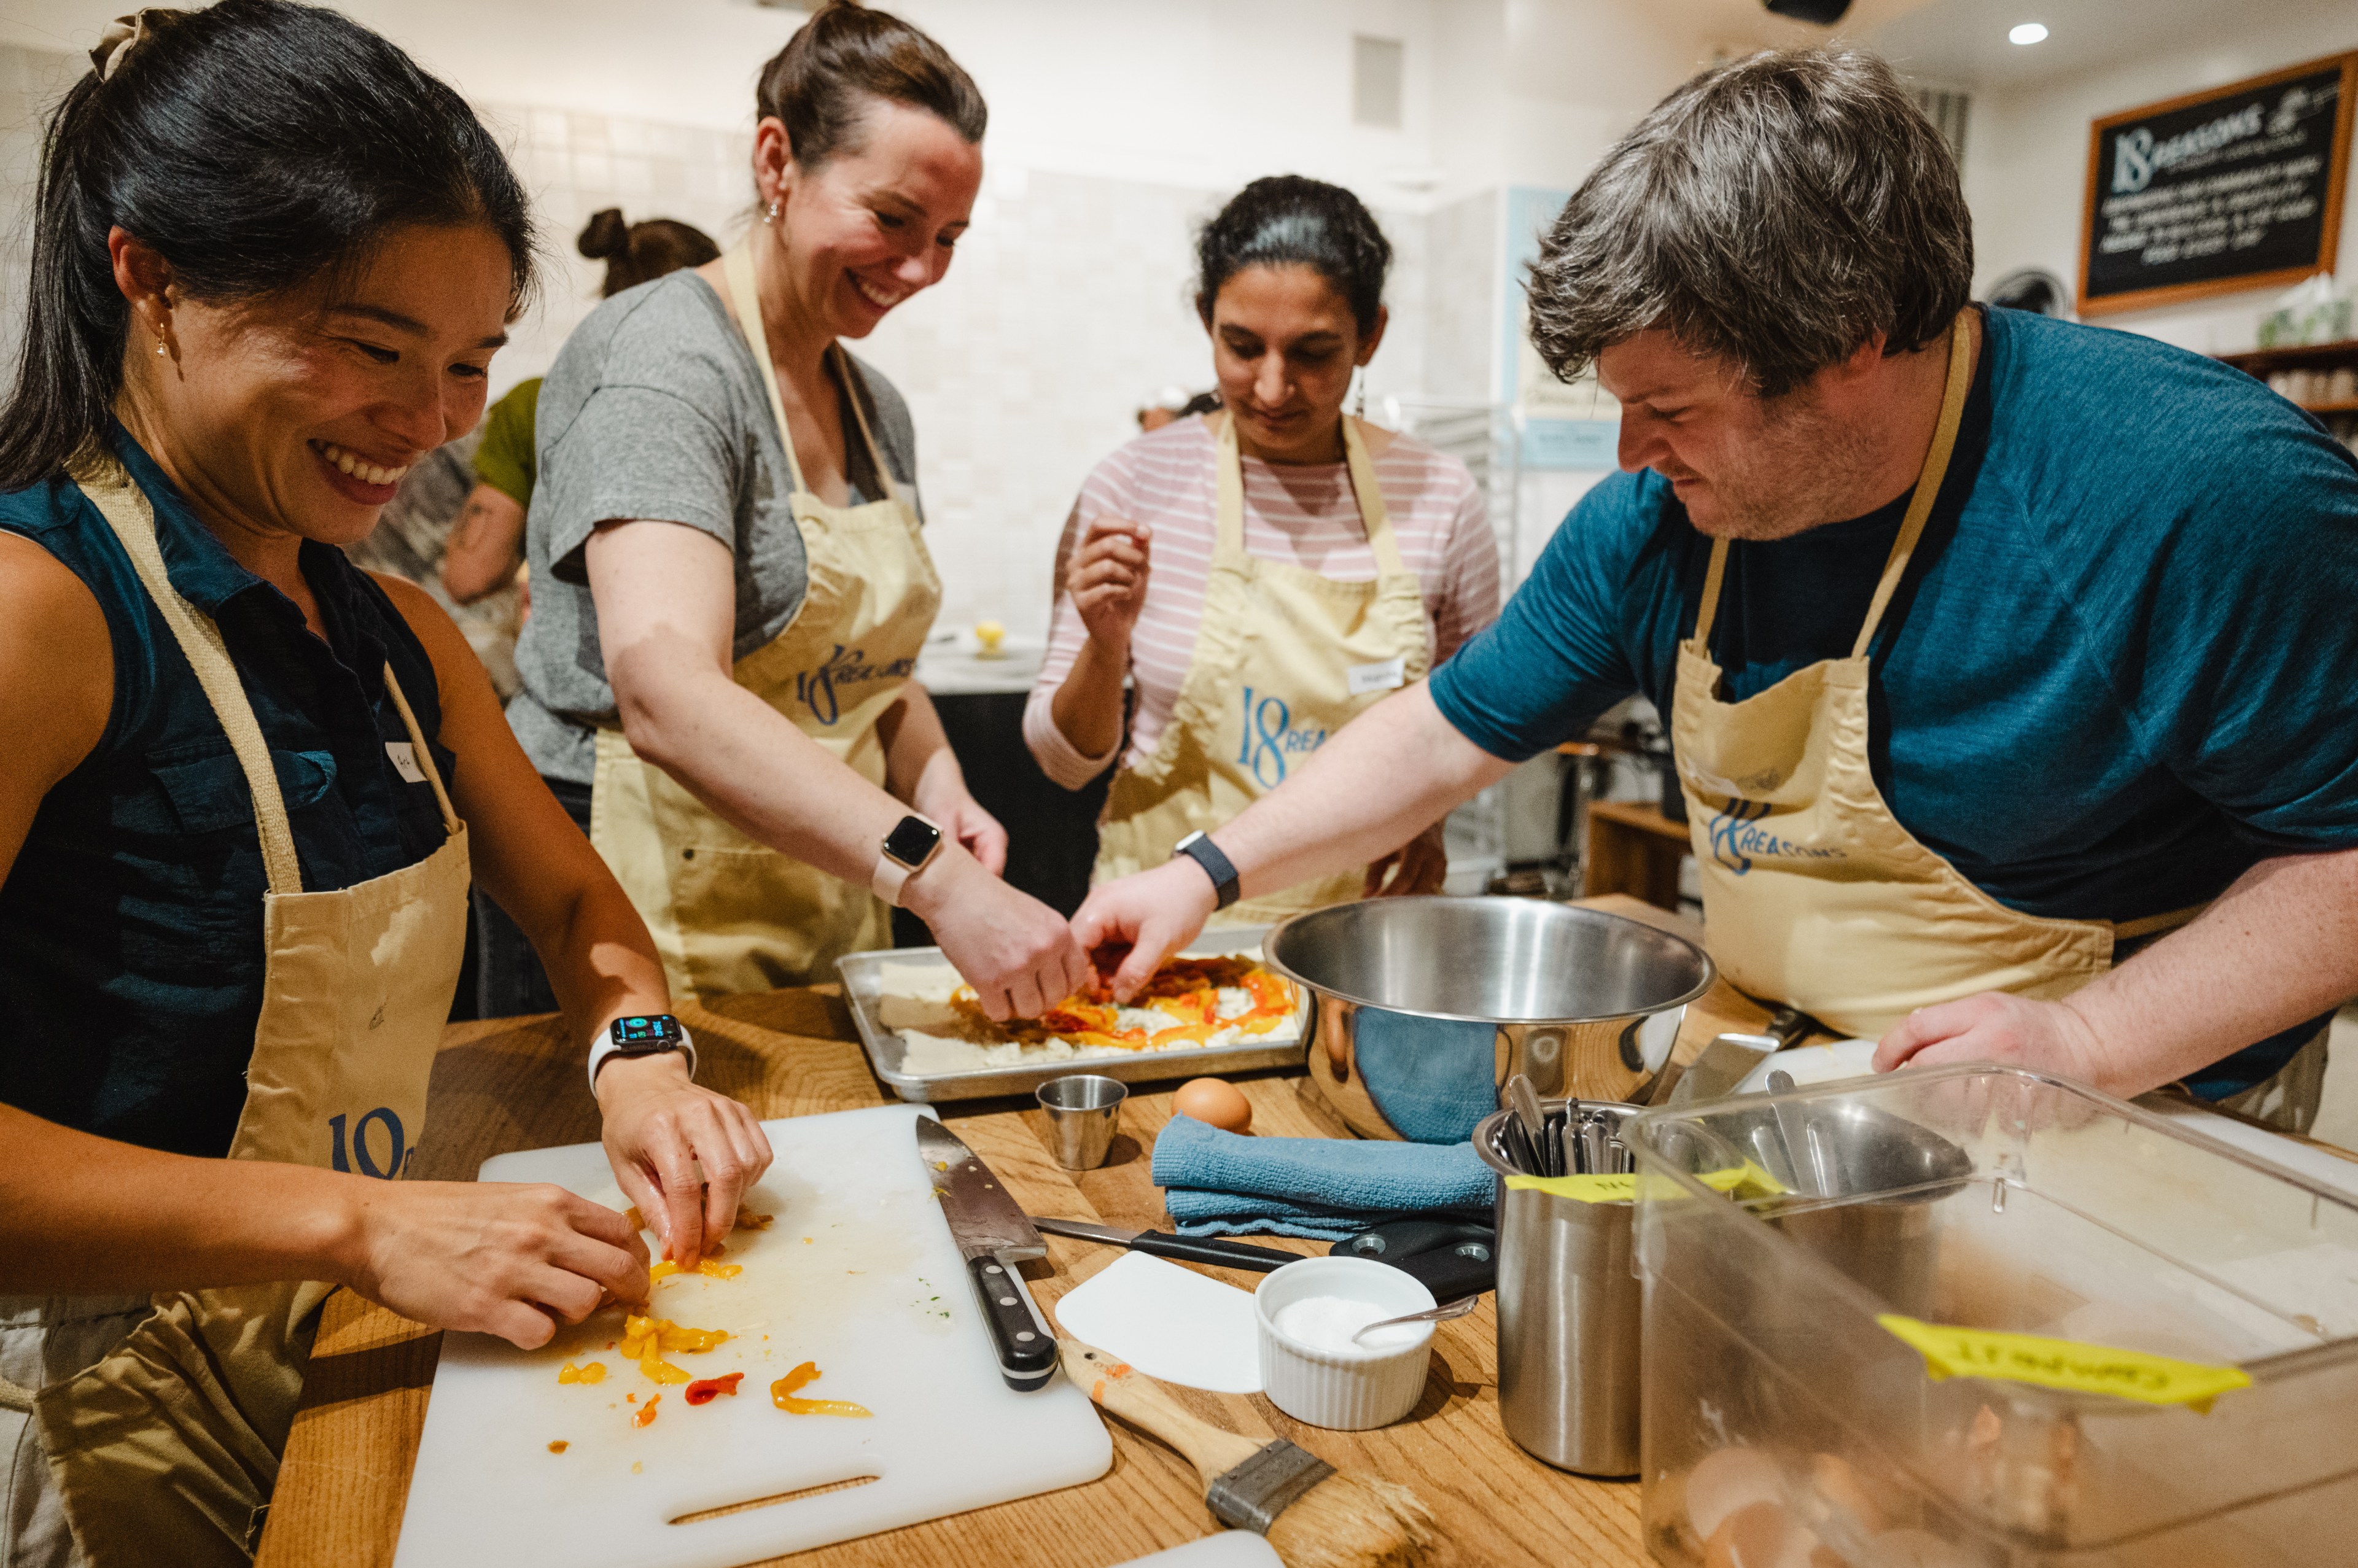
(1072, 48), (2358, 1130)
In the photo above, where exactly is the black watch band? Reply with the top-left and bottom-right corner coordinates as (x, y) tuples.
(1173, 831), (1240, 910)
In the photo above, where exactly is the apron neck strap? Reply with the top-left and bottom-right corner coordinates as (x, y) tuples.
(1213, 413), (1404, 573)
(722, 243), (897, 510)
(1691, 535), (1733, 650)
(1340, 416), (1407, 575)
(1850, 309), (1976, 659)
(1687, 310), (1976, 662)
(835, 346), (904, 510)
(379, 661), (461, 836)
(72, 451), (305, 895)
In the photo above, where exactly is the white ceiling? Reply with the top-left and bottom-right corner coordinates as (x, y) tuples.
(1861, 0), (2352, 89)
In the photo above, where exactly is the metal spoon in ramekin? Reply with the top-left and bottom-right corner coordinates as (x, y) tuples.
(1350, 1295), (1481, 1345)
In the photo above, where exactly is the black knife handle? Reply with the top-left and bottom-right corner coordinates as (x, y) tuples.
(968, 1254), (1056, 1391)
(1126, 1232), (1294, 1273)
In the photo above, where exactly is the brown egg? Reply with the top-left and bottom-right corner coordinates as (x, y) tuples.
(1703, 1501), (1792, 1568)
(1172, 1077), (1253, 1133)
(1686, 1446), (1785, 1540)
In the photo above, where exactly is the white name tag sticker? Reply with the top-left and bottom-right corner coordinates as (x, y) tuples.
(385, 742), (427, 785)
(1347, 657), (1407, 696)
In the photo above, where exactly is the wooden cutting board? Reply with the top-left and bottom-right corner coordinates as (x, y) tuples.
(390, 1104), (1111, 1568)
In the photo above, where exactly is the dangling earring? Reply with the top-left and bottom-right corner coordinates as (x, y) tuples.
(766, 199), (781, 225)
(1353, 368), (1367, 421)
(154, 333), (166, 357)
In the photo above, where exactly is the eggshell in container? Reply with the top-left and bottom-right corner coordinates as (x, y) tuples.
(1172, 1077), (1253, 1133)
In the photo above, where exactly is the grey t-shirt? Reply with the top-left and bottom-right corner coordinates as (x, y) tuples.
(507, 270), (920, 784)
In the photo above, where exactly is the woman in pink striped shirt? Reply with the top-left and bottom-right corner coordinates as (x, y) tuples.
(1025, 177), (1500, 922)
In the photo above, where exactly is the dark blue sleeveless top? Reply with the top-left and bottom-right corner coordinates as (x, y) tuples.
(0, 427), (456, 1156)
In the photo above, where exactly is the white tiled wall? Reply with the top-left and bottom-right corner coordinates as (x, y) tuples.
(0, 50), (1469, 649)
(475, 99), (757, 396)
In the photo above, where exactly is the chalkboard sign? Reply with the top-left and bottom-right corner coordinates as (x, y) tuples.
(2079, 52), (2356, 316)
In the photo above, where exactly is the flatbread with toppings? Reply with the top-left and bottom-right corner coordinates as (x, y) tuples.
(876, 952), (1304, 1074)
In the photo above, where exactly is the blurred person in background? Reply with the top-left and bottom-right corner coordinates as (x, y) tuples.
(468, 211), (721, 1017)
(441, 209), (721, 608)
(1135, 386), (1218, 433)
(1028, 176), (1498, 926)
(507, 1), (1089, 1021)
(346, 210), (719, 715)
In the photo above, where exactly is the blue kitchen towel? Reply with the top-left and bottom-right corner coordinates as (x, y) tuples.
(1153, 1114), (1493, 1240)
(1348, 1008), (1501, 1144)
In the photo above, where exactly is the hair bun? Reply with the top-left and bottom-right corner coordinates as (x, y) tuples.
(577, 208), (629, 260)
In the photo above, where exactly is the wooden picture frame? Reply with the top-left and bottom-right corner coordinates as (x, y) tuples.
(2077, 51), (2356, 317)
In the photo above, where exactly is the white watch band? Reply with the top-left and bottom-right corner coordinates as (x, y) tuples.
(872, 815), (944, 908)
(587, 1026), (696, 1093)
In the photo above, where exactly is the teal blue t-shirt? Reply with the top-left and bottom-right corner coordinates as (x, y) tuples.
(1430, 307), (2358, 1096)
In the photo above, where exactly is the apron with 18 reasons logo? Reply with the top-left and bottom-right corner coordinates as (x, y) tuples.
(0, 450), (468, 1568)
(1671, 312), (2198, 1039)
(1092, 412), (1430, 925)
(589, 243), (940, 998)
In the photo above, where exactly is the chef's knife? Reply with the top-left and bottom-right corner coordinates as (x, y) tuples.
(916, 1118), (1057, 1391)
(1032, 1216), (1296, 1272)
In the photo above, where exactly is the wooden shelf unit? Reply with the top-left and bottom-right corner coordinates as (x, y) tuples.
(2217, 337), (2358, 418)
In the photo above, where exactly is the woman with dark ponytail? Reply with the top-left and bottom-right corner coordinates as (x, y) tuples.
(1029, 176), (1500, 933)
(510, 1), (1091, 1019)
(0, 8), (766, 1563)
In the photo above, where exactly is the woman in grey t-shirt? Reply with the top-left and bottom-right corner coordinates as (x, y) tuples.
(510, 2), (1086, 1018)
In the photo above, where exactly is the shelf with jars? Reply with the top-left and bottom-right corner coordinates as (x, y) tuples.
(2216, 340), (2358, 444)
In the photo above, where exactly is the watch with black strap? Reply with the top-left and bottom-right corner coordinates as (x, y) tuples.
(1173, 830), (1240, 911)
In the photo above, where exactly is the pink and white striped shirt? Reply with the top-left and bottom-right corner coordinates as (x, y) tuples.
(1024, 416), (1501, 789)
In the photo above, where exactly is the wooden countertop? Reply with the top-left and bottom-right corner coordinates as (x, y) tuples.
(256, 896), (1770, 1568)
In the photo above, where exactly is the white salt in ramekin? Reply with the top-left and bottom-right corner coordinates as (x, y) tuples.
(1255, 1256), (1436, 1430)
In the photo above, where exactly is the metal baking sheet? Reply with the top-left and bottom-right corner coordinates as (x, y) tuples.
(836, 926), (1307, 1103)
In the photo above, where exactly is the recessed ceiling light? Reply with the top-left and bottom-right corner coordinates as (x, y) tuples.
(2009, 21), (2049, 45)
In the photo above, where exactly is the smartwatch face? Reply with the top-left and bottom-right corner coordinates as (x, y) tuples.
(883, 816), (943, 867)
(612, 1014), (682, 1049)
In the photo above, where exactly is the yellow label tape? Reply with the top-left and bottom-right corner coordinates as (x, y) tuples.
(1875, 1315), (2252, 1410)
(1504, 1162), (1785, 1205)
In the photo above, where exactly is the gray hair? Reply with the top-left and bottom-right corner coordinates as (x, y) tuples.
(1527, 48), (1972, 398)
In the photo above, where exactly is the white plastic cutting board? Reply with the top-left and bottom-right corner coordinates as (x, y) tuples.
(391, 1104), (1110, 1568)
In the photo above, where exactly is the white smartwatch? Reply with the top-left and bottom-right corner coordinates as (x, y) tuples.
(587, 1014), (696, 1093)
(872, 813), (946, 907)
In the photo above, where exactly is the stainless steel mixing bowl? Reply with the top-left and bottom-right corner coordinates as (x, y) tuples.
(1263, 897), (1715, 1142)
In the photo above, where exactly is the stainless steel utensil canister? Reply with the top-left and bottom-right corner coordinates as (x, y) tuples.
(1265, 898), (1714, 1143)
(1474, 1104), (1644, 1477)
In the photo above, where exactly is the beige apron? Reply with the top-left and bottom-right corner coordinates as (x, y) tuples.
(1671, 314), (2197, 1041)
(1092, 414), (1429, 925)
(0, 454), (469, 1568)
(590, 244), (940, 998)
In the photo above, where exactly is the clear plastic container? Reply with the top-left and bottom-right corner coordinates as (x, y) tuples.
(1628, 1064), (2358, 1567)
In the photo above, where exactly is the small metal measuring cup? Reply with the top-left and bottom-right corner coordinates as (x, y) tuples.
(1035, 1074), (1127, 1170)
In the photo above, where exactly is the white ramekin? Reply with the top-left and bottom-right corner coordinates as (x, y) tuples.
(1255, 1256), (1436, 1430)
